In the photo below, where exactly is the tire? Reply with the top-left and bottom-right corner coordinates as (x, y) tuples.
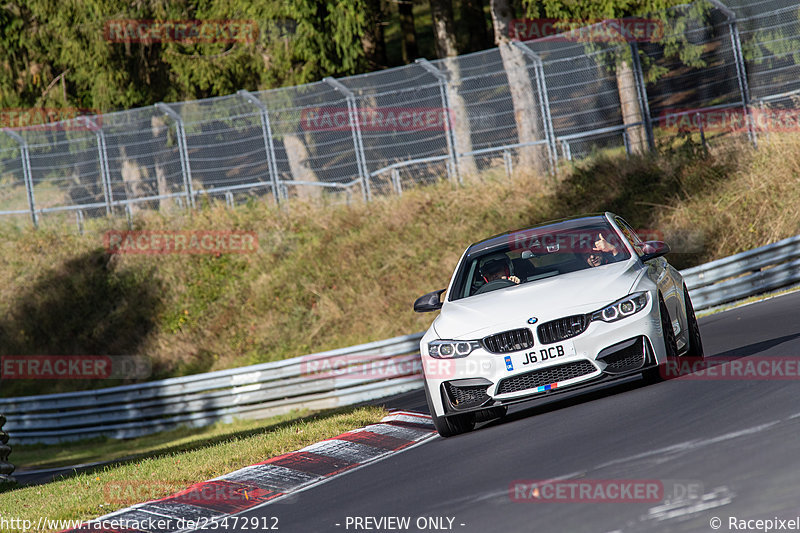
(683, 285), (704, 360)
(424, 384), (476, 438)
(644, 296), (679, 384)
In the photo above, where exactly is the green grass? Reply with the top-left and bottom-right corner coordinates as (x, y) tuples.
(11, 409), (319, 470)
(0, 406), (386, 532)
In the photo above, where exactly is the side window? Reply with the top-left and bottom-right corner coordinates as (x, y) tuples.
(615, 217), (644, 256)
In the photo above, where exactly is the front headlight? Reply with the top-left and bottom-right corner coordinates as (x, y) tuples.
(428, 340), (481, 359)
(591, 291), (649, 323)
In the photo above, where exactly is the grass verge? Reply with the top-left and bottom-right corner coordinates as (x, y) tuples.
(0, 406), (386, 532)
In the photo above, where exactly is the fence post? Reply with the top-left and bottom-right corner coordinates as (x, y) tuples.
(83, 116), (113, 215)
(323, 77), (370, 202)
(629, 41), (656, 151)
(512, 42), (558, 172)
(709, 0), (755, 147)
(238, 90), (281, 204)
(0, 413), (14, 485)
(155, 103), (196, 208)
(415, 59), (460, 184)
(2, 129), (37, 228)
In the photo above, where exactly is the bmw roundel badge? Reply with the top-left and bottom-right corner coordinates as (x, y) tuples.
(527, 317), (538, 324)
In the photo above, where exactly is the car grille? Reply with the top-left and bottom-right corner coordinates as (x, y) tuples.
(482, 328), (534, 354)
(496, 360), (597, 395)
(537, 315), (589, 344)
(443, 382), (491, 409)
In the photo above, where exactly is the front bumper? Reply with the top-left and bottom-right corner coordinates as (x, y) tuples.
(423, 299), (667, 418)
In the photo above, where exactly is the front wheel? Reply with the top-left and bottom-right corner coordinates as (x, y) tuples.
(644, 296), (679, 384)
(684, 285), (704, 359)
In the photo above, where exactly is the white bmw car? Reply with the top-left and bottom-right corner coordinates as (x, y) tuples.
(413, 213), (704, 437)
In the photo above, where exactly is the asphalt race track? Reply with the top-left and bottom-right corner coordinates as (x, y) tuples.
(229, 290), (800, 533)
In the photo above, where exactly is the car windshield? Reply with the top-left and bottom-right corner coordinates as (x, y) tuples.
(449, 219), (631, 301)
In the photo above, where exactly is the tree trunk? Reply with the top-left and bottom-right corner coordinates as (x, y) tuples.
(398, 0), (419, 63)
(430, 0), (477, 179)
(151, 115), (171, 210)
(430, 0), (459, 58)
(489, 0), (545, 176)
(363, 0), (388, 69)
(616, 57), (647, 154)
(460, 0), (491, 53)
(118, 145), (151, 213)
(283, 134), (321, 201)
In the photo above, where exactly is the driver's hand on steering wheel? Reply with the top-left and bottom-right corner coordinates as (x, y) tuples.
(502, 275), (521, 284)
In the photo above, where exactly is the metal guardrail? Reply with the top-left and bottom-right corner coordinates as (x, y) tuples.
(2, 236), (799, 445)
(0, 334), (424, 445)
(0, 414), (13, 484)
(683, 234), (800, 311)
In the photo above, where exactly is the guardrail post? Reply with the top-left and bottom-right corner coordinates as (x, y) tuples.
(415, 58), (460, 184)
(629, 41), (655, 152)
(323, 77), (370, 202)
(503, 150), (513, 179)
(0, 413), (14, 485)
(83, 116), (113, 216)
(237, 90), (281, 204)
(2, 129), (38, 228)
(155, 103), (196, 208)
(512, 42), (558, 172)
(391, 168), (402, 195)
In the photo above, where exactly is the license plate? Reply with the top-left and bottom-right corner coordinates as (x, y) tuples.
(512, 341), (576, 369)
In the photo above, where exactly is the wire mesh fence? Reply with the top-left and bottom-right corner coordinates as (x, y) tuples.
(0, 0), (798, 233)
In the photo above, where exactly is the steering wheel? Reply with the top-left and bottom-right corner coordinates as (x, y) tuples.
(474, 278), (516, 295)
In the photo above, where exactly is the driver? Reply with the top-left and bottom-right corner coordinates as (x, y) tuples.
(481, 259), (520, 284)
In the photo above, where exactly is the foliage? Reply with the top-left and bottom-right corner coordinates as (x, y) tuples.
(0, 0), (369, 112)
(523, 0), (713, 80)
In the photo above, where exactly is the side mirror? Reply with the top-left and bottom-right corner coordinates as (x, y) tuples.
(640, 241), (670, 262)
(413, 289), (446, 313)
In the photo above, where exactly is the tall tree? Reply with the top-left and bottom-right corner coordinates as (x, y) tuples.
(528, 0), (708, 154)
(0, 0), (372, 112)
(430, 0), (478, 178)
(362, 0), (389, 69)
(460, 0), (492, 53)
(490, 0), (545, 175)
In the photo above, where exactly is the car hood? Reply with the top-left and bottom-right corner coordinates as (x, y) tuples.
(433, 260), (642, 340)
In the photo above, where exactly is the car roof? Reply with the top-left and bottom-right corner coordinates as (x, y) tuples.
(464, 213), (612, 258)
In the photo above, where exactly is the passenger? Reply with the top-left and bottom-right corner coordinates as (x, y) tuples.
(584, 233), (622, 267)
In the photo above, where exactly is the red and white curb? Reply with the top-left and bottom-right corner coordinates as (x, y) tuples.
(62, 411), (435, 532)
